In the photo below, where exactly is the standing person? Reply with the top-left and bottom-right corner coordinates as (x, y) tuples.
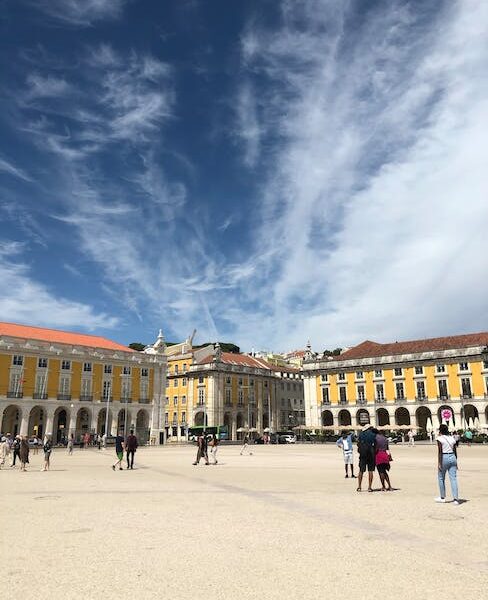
(97, 434), (102, 450)
(0, 436), (8, 468)
(112, 432), (125, 471)
(67, 434), (74, 455)
(436, 424), (460, 504)
(408, 429), (415, 446)
(240, 433), (251, 456)
(11, 435), (21, 467)
(19, 436), (29, 472)
(32, 435), (39, 455)
(336, 431), (355, 478)
(42, 436), (52, 471)
(125, 429), (138, 469)
(209, 433), (219, 465)
(83, 432), (90, 449)
(375, 430), (393, 491)
(356, 424), (376, 492)
(192, 432), (209, 465)
(102, 432), (107, 450)
(464, 429), (473, 447)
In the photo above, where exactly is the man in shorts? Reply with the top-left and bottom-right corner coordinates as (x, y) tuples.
(357, 424), (376, 492)
(112, 432), (125, 471)
(336, 431), (356, 478)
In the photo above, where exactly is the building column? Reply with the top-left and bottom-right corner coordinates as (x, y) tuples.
(45, 407), (56, 438)
(19, 408), (30, 437)
(333, 412), (340, 432)
(111, 410), (119, 436)
(68, 410), (77, 438)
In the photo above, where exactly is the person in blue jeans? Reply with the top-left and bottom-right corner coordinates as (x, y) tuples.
(435, 424), (460, 505)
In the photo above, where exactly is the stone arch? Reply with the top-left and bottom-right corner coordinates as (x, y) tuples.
(223, 412), (232, 436)
(321, 410), (333, 426)
(376, 408), (390, 427)
(97, 408), (112, 435)
(461, 404), (478, 427)
(416, 406), (432, 430)
(438, 404), (455, 427)
(53, 407), (68, 443)
(28, 406), (45, 438)
(117, 409), (128, 435)
(136, 409), (150, 444)
(338, 409), (351, 426)
(1, 405), (21, 436)
(395, 407), (411, 426)
(356, 409), (370, 426)
(76, 407), (91, 438)
(194, 411), (207, 427)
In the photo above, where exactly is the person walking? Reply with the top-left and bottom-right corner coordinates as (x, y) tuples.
(11, 435), (21, 467)
(19, 436), (29, 471)
(112, 433), (125, 471)
(0, 436), (9, 468)
(375, 430), (393, 491)
(209, 433), (219, 465)
(42, 436), (52, 471)
(67, 434), (74, 455)
(83, 432), (91, 449)
(356, 424), (376, 492)
(240, 433), (252, 456)
(336, 431), (355, 478)
(435, 424), (460, 505)
(125, 429), (138, 469)
(408, 429), (415, 446)
(192, 432), (209, 465)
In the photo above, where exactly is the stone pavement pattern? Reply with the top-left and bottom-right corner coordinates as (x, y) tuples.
(1, 444), (487, 599)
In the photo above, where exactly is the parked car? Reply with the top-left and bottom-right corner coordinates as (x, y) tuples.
(278, 432), (297, 444)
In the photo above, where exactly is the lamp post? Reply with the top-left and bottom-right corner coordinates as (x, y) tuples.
(103, 380), (112, 438)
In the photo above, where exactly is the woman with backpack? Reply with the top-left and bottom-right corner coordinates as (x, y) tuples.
(435, 424), (460, 504)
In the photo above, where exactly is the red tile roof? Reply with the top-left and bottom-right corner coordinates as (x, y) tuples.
(0, 322), (134, 353)
(197, 352), (300, 373)
(336, 333), (488, 361)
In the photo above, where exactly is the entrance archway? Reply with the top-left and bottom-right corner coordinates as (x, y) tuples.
(1, 405), (21, 436)
(28, 406), (45, 438)
(416, 406), (432, 430)
(76, 408), (91, 438)
(117, 409), (128, 435)
(438, 405), (455, 427)
(53, 407), (68, 443)
(338, 409), (351, 426)
(236, 412), (244, 439)
(461, 404), (479, 427)
(376, 408), (390, 427)
(321, 410), (333, 426)
(224, 412), (232, 438)
(356, 409), (370, 426)
(395, 407), (411, 426)
(97, 409), (112, 435)
(136, 409), (150, 443)
(194, 411), (207, 427)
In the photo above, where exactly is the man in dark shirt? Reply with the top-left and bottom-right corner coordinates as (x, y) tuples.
(112, 433), (125, 471)
(192, 432), (209, 465)
(125, 430), (138, 470)
(357, 424), (377, 492)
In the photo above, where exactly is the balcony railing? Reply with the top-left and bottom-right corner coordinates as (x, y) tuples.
(375, 397), (385, 403)
(415, 396), (427, 402)
(437, 395), (450, 401)
(338, 399), (348, 405)
(33, 392), (48, 400)
(138, 398), (150, 404)
(355, 398), (367, 405)
(100, 396), (114, 402)
(120, 397), (132, 404)
(80, 395), (93, 402)
(7, 390), (23, 398)
(321, 400), (331, 406)
(57, 393), (71, 402)
(461, 393), (473, 399)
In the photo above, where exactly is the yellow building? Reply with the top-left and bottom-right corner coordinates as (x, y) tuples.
(165, 342), (303, 440)
(303, 333), (488, 431)
(0, 322), (166, 443)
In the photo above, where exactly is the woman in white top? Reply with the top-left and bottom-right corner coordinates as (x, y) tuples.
(435, 424), (459, 504)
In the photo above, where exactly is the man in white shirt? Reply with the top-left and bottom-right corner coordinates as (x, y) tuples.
(336, 431), (356, 478)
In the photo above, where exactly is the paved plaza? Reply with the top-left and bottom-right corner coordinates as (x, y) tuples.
(1, 443), (487, 598)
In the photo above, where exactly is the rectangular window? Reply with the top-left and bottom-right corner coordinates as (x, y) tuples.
(182, 377), (187, 386)
(416, 380), (426, 399)
(121, 380), (131, 400)
(436, 364), (446, 373)
(174, 365), (179, 374)
(198, 388), (205, 405)
(173, 396), (178, 406)
(183, 363), (187, 371)
(225, 388), (231, 404)
(83, 362), (92, 373)
(13, 355), (23, 366)
(374, 369), (382, 378)
(38, 357), (48, 368)
(123, 366), (131, 375)
(172, 412), (177, 423)
(461, 378), (471, 398)
(226, 376), (231, 384)
(356, 371), (363, 379)
(173, 379), (178, 387)
(339, 387), (347, 403)
(338, 372), (346, 381)
(165, 396), (169, 405)
(238, 378), (243, 386)
(35, 373), (47, 395)
(141, 368), (148, 377)
(198, 376), (204, 384)
(9, 372), (22, 395)
(181, 395), (186, 405)
(140, 381), (148, 400)
(165, 413), (169, 425)
(459, 362), (469, 371)
(483, 360), (488, 370)
(396, 382), (404, 399)
(321, 373), (328, 382)
(238, 389), (243, 405)
(250, 379), (254, 387)
(438, 379), (448, 399)
(357, 385), (365, 400)
(394, 368), (402, 376)
(415, 366), (423, 375)
(376, 384), (384, 400)
(61, 360), (71, 370)
(104, 364), (113, 374)
(59, 376), (70, 395)
(102, 380), (112, 400)
(182, 411), (186, 423)
(81, 378), (91, 396)
(264, 381), (268, 388)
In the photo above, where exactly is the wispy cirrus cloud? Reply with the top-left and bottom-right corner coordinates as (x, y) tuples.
(0, 156), (32, 182)
(31, 0), (127, 27)
(26, 73), (72, 99)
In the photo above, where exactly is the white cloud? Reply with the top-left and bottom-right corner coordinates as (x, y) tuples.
(0, 157), (31, 182)
(32, 0), (127, 26)
(0, 242), (118, 330)
(235, 81), (262, 167)
(26, 74), (72, 98)
(228, 0), (488, 351)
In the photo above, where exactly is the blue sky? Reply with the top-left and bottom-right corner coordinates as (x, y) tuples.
(0, 0), (487, 352)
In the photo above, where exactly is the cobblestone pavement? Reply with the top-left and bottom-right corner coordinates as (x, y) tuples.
(1, 443), (487, 598)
